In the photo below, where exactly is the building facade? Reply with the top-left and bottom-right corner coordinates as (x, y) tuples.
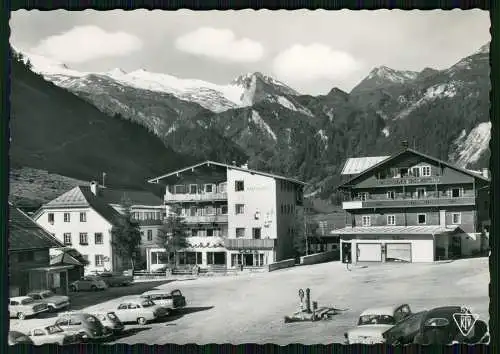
(147, 161), (306, 270)
(331, 147), (490, 263)
(8, 203), (73, 297)
(33, 182), (165, 274)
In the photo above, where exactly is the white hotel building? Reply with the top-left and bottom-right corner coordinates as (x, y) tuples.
(147, 161), (306, 270)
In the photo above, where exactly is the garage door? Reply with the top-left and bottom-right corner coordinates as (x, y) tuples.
(386, 243), (412, 262)
(357, 243), (382, 262)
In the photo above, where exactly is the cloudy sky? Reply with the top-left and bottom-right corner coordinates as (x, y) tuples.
(10, 9), (490, 95)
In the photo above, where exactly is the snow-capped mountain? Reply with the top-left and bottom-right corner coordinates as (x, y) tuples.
(12, 42), (491, 197)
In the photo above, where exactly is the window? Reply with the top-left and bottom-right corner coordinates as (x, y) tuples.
(48, 213), (54, 224)
(63, 233), (72, 245)
(63, 213), (70, 222)
(79, 233), (88, 245)
(358, 192), (369, 201)
(452, 213), (461, 225)
(147, 230), (153, 241)
(235, 180), (244, 192)
(235, 204), (245, 215)
(221, 205), (228, 215)
(418, 214), (427, 224)
(189, 184), (197, 194)
(451, 188), (461, 198)
(151, 252), (166, 265)
(236, 228), (245, 238)
(411, 167), (420, 177)
(399, 168), (409, 177)
(362, 216), (371, 227)
(422, 166), (431, 176)
(218, 182), (227, 193)
(206, 205), (215, 215)
(191, 229), (198, 237)
(95, 255), (104, 267)
(207, 229), (214, 237)
(205, 184), (214, 193)
(94, 233), (103, 245)
(387, 191), (395, 199)
(80, 212), (87, 222)
(387, 215), (396, 226)
(252, 228), (262, 239)
(416, 188), (426, 199)
(190, 207), (197, 217)
(174, 185), (185, 194)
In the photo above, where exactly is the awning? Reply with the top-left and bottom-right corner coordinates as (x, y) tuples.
(28, 265), (74, 272)
(330, 226), (458, 235)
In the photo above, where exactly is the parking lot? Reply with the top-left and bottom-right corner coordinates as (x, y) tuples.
(10, 257), (489, 344)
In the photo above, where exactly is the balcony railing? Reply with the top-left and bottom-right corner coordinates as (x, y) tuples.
(183, 214), (229, 224)
(224, 238), (276, 250)
(376, 176), (442, 186)
(343, 193), (476, 209)
(165, 192), (228, 203)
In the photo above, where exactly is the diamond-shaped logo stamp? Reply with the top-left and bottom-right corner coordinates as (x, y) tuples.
(453, 308), (479, 337)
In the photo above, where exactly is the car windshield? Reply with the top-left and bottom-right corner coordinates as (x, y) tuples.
(41, 291), (54, 298)
(14, 334), (32, 342)
(46, 325), (63, 334)
(21, 298), (34, 305)
(358, 314), (396, 325)
(107, 312), (118, 320)
(141, 300), (155, 307)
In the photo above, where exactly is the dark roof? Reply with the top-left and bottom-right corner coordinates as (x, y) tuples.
(338, 148), (490, 189)
(50, 253), (84, 266)
(81, 186), (163, 206)
(79, 186), (124, 226)
(9, 204), (64, 251)
(147, 160), (307, 186)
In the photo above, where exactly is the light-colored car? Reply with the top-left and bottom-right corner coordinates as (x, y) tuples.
(140, 289), (186, 314)
(113, 297), (171, 325)
(8, 331), (34, 345)
(26, 290), (70, 312)
(9, 296), (49, 320)
(70, 276), (108, 292)
(55, 311), (111, 341)
(344, 304), (412, 344)
(27, 325), (82, 345)
(91, 311), (125, 334)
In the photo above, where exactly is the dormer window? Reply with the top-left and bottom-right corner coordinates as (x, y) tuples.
(421, 166), (431, 177)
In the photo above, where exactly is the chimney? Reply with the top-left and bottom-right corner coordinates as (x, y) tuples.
(481, 168), (489, 179)
(401, 140), (409, 149)
(90, 181), (99, 196)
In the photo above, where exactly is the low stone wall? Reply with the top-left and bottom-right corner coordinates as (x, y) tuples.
(300, 250), (340, 265)
(267, 258), (296, 272)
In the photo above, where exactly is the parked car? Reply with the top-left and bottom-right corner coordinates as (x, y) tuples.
(113, 297), (171, 325)
(140, 289), (187, 314)
(383, 311), (429, 345)
(55, 311), (111, 341)
(9, 296), (49, 320)
(70, 276), (108, 292)
(27, 325), (82, 345)
(91, 311), (125, 334)
(8, 331), (35, 345)
(26, 290), (70, 312)
(344, 304), (412, 344)
(96, 272), (134, 287)
(413, 306), (490, 345)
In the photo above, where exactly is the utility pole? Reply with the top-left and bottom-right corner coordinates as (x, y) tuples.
(304, 203), (309, 256)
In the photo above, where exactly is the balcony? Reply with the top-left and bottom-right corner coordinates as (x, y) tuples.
(343, 192), (476, 210)
(376, 176), (442, 186)
(165, 192), (228, 203)
(224, 238), (276, 250)
(183, 214), (229, 224)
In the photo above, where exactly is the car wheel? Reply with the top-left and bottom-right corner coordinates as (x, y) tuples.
(91, 285), (98, 291)
(137, 317), (147, 325)
(48, 305), (55, 313)
(17, 312), (26, 320)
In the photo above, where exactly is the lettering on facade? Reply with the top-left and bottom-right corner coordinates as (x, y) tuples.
(378, 177), (441, 185)
(247, 186), (269, 191)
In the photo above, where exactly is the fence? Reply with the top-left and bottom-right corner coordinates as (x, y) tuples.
(267, 258), (296, 272)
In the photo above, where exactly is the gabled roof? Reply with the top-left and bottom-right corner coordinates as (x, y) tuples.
(8, 203), (64, 251)
(338, 148), (490, 189)
(35, 185), (163, 226)
(147, 160), (307, 186)
(341, 156), (390, 175)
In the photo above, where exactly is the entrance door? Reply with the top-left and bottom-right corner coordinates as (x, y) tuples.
(386, 243), (412, 262)
(356, 243), (382, 262)
(450, 236), (462, 257)
(244, 254), (254, 266)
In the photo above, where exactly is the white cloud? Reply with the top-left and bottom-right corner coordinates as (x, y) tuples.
(175, 27), (264, 63)
(272, 43), (361, 82)
(31, 25), (143, 63)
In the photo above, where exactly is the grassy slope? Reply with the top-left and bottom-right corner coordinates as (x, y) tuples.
(9, 59), (196, 199)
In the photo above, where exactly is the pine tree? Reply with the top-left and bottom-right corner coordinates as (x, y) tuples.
(110, 195), (142, 270)
(157, 204), (189, 268)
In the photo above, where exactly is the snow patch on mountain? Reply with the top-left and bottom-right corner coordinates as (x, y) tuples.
(250, 110), (277, 141)
(276, 96), (297, 111)
(367, 66), (419, 83)
(317, 129), (328, 150)
(451, 122), (491, 167)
